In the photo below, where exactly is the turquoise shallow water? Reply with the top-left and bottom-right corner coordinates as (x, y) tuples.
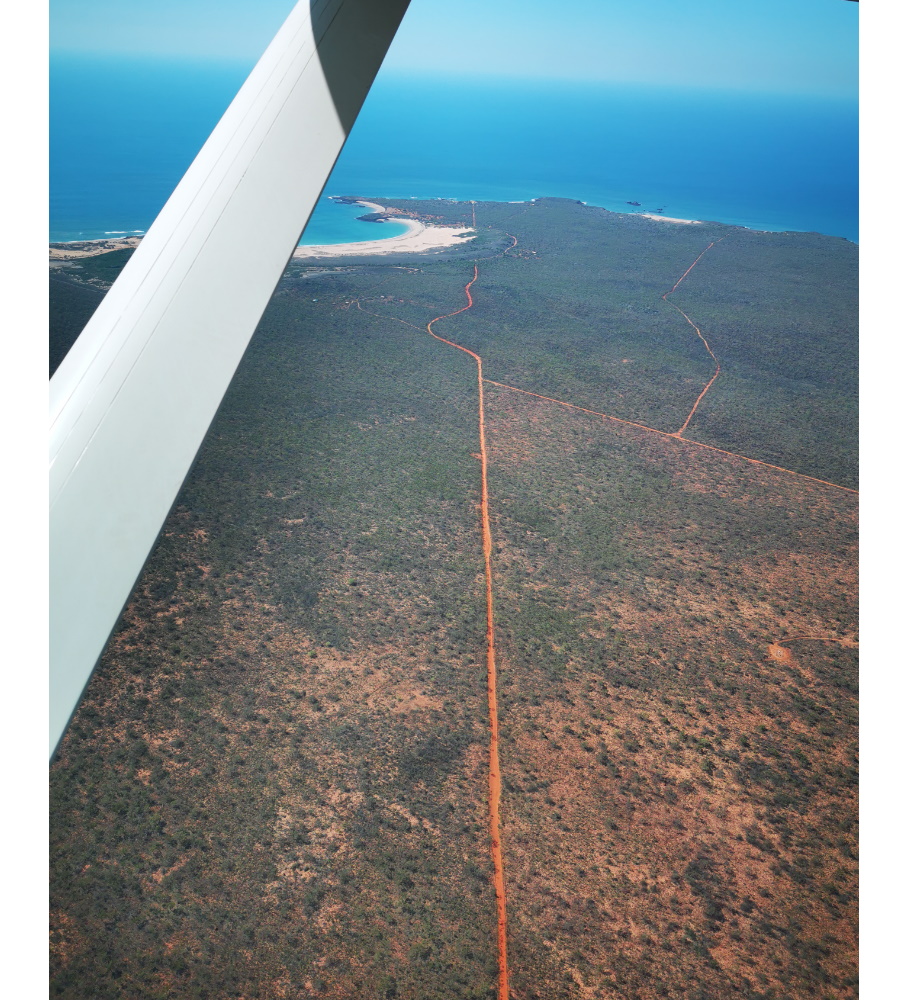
(50, 56), (858, 244)
(299, 199), (410, 245)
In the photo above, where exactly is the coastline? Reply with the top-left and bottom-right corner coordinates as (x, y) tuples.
(48, 197), (852, 264)
(292, 201), (476, 259)
(49, 235), (142, 260)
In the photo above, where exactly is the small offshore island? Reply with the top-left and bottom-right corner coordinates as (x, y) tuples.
(51, 195), (857, 1000)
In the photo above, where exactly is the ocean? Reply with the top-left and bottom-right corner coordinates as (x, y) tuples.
(50, 55), (858, 245)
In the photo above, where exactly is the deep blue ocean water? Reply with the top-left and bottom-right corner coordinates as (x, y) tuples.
(50, 56), (858, 244)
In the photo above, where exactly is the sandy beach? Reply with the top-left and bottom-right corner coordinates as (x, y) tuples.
(49, 236), (143, 260)
(292, 201), (475, 259)
(639, 213), (701, 225)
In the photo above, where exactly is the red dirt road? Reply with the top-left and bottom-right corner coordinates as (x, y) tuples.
(426, 249), (510, 1000)
(485, 379), (857, 495)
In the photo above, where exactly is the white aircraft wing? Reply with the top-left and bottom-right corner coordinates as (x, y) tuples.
(49, 0), (411, 757)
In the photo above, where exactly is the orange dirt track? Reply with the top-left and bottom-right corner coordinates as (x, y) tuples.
(484, 379), (858, 495)
(425, 236), (510, 998)
(662, 239), (726, 436)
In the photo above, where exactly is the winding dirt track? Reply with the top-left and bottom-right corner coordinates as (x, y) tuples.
(425, 249), (510, 999)
(662, 239), (726, 436)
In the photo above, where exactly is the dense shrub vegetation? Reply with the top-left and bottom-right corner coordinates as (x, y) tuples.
(50, 199), (857, 998)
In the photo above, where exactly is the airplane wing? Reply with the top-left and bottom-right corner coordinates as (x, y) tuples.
(49, 0), (411, 757)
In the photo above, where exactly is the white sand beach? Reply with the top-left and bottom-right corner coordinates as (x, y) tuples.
(639, 213), (701, 225)
(292, 201), (476, 259)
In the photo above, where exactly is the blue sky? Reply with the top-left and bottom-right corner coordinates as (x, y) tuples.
(50, 0), (857, 97)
